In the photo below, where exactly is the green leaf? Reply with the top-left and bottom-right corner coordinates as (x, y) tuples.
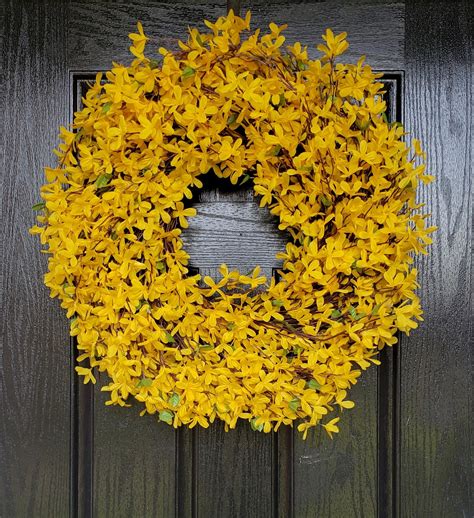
(306, 379), (321, 391)
(272, 299), (284, 307)
(283, 321), (298, 332)
(165, 332), (175, 344)
(320, 195), (332, 207)
(137, 378), (153, 388)
(348, 306), (358, 319)
(181, 66), (195, 79)
(32, 202), (46, 211)
(156, 260), (166, 272)
(270, 144), (281, 156)
(95, 173), (112, 188)
(239, 174), (251, 186)
(356, 119), (370, 131)
(101, 102), (112, 114)
(227, 323), (235, 331)
(227, 113), (238, 125)
(196, 34), (204, 47)
(169, 392), (180, 407)
(149, 59), (160, 69)
(331, 309), (342, 319)
(349, 305), (366, 320)
(135, 298), (149, 311)
(297, 60), (308, 71)
(381, 112), (389, 124)
(289, 398), (300, 412)
(286, 346), (302, 360)
(371, 303), (382, 316)
(159, 410), (174, 425)
(110, 230), (118, 240)
(199, 343), (214, 351)
(250, 418), (263, 432)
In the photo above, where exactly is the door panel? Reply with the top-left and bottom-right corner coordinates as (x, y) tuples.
(293, 77), (401, 518)
(183, 179), (285, 518)
(93, 389), (177, 518)
(70, 77), (178, 518)
(70, 22), (401, 518)
(2, 2), (472, 518)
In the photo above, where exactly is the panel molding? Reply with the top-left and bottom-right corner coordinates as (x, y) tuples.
(68, 62), (406, 518)
(376, 74), (403, 518)
(70, 74), (96, 518)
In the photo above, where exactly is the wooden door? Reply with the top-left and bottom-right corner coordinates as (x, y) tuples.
(1, 1), (472, 517)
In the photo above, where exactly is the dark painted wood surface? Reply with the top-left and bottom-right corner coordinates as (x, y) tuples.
(1, 1), (472, 517)
(401, 2), (473, 517)
(68, 1), (404, 71)
(0, 2), (71, 518)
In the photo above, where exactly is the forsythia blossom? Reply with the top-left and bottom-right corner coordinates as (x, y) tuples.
(31, 12), (435, 439)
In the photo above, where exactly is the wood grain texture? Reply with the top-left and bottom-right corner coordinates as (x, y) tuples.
(68, 1), (404, 71)
(92, 377), (177, 518)
(294, 371), (378, 518)
(2, 1), (471, 516)
(195, 423), (275, 517)
(246, 1), (404, 70)
(401, 2), (473, 517)
(182, 191), (288, 273)
(0, 1), (71, 517)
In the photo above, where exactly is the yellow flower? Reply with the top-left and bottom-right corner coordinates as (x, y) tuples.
(75, 367), (96, 384)
(323, 417), (340, 438)
(129, 21), (148, 60)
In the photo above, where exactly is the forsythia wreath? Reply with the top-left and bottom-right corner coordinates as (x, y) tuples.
(32, 12), (435, 438)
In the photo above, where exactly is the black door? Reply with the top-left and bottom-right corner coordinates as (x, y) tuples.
(1, 1), (472, 517)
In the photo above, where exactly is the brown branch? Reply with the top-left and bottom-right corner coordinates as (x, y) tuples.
(227, 0), (241, 16)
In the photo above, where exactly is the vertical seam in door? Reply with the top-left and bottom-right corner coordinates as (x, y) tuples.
(393, 341), (400, 518)
(70, 335), (78, 518)
(272, 432), (278, 518)
(174, 429), (180, 518)
(271, 269), (294, 518)
(192, 429), (198, 518)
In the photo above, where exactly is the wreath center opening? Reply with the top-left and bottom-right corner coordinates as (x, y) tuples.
(181, 172), (289, 286)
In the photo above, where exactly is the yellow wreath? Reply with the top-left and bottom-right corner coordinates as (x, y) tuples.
(32, 12), (435, 439)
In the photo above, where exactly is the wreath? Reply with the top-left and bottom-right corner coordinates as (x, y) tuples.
(32, 12), (435, 439)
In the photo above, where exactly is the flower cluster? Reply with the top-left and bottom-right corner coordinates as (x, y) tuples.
(32, 12), (435, 438)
